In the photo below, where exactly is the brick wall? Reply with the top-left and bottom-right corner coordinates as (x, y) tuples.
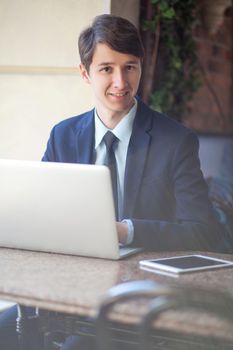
(185, 5), (233, 134)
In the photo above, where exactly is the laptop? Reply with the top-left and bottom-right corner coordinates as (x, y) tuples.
(0, 159), (142, 260)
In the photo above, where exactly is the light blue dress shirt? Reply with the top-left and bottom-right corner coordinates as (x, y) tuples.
(94, 100), (137, 244)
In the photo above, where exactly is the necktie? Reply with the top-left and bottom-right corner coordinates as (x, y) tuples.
(103, 131), (119, 219)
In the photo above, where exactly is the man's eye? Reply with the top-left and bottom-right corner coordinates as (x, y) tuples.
(126, 65), (134, 71)
(100, 67), (111, 73)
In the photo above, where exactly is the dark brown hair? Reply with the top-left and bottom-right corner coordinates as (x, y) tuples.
(78, 14), (144, 72)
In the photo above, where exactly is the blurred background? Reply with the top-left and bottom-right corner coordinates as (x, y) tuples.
(0, 0), (232, 161)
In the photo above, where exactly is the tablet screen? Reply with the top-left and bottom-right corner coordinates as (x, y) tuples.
(150, 256), (227, 269)
(139, 255), (233, 275)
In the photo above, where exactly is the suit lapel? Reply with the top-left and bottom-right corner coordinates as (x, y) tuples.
(76, 110), (95, 164)
(123, 101), (153, 218)
(75, 104), (153, 218)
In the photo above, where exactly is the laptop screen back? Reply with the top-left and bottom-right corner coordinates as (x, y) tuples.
(0, 159), (121, 259)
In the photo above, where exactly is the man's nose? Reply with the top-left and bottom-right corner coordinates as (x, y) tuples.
(113, 70), (127, 89)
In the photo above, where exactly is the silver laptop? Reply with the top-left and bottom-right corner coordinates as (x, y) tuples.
(0, 159), (142, 260)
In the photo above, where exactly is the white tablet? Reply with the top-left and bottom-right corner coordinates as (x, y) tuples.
(139, 255), (233, 275)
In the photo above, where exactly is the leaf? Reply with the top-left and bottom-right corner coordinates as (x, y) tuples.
(159, 1), (169, 12)
(163, 8), (176, 19)
(141, 18), (158, 31)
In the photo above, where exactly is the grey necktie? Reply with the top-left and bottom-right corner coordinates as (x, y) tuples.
(103, 131), (119, 219)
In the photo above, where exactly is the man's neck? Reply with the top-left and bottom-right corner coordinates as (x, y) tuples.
(96, 102), (135, 129)
(97, 114), (125, 129)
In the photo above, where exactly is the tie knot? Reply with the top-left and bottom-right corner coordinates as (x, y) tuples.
(103, 131), (118, 151)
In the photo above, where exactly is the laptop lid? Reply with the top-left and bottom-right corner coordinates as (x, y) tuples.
(0, 159), (140, 260)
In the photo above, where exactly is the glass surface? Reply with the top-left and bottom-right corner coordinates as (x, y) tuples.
(150, 256), (227, 269)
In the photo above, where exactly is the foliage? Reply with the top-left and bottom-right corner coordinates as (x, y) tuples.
(140, 0), (201, 121)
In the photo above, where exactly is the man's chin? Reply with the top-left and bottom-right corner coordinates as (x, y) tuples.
(110, 99), (134, 113)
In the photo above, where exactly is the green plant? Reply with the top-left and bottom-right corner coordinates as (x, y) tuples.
(140, 0), (201, 121)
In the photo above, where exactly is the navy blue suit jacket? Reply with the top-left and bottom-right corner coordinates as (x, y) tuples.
(43, 100), (227, 252)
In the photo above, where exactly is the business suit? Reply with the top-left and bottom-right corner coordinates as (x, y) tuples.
(42, 99), (227, 253)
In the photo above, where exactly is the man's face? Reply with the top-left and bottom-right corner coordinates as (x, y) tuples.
(80, 43), (142, 124)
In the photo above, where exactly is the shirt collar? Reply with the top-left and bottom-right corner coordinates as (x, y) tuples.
(94, 99), (137, 149)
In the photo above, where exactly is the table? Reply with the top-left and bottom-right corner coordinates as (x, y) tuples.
(1, 247), (233, 348)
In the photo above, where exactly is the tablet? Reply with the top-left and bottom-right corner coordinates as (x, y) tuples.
(139, 255), (233, 275)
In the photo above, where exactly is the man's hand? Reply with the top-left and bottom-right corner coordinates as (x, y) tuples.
(116, 221), (128, 244)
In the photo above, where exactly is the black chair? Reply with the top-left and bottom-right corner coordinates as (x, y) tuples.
(95, 280), (233, 350)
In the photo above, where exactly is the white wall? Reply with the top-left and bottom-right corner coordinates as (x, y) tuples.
(0, 0), (139, 160)
(111, 0), (140, 27)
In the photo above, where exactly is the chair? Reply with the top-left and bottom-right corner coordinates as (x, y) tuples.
(95, 280), (233, 350)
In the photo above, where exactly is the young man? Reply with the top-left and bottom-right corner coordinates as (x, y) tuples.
(0, 14), (228, 350)
(43, 14), (227, 253)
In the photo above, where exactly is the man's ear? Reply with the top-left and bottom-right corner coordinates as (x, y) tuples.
(79, 64), (90, 84)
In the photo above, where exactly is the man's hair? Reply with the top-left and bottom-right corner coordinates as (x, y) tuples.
(78, 14), (144, 72)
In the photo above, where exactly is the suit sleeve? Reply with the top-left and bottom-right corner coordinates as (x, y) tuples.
(131, 132), (229, 253)
(42, 127), (56, 162)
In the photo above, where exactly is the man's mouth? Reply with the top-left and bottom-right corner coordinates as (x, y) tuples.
(108, 92), (128, 97)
